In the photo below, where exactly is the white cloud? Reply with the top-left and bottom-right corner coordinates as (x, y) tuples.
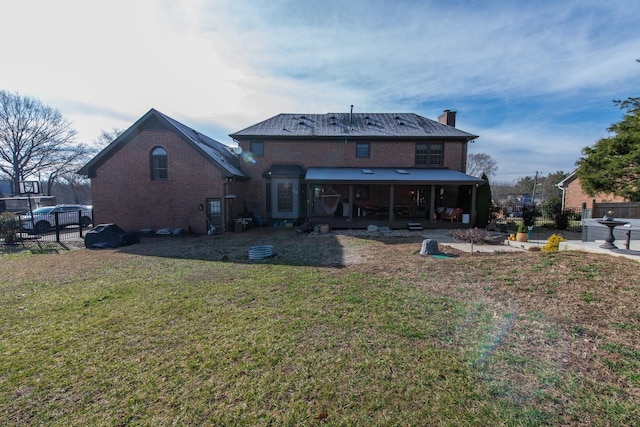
(1, 0), (638, 180)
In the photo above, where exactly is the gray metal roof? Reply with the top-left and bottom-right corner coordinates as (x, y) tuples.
(156, 110), (247, 178)
(230, 113), (478, 140)
(305, 168), (485, 184)
(79, 109), (248, 179)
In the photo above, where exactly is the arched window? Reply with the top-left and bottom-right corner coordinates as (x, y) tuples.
(151, 147), (168, 180)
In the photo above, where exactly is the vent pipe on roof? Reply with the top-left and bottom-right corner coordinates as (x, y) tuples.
(350, 105), (353, 125)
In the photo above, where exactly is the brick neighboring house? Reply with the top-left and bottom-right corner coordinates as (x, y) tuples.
(229, 110), (484, 227)
(556, 170), (626, 211)
(78, 109), (248, 235)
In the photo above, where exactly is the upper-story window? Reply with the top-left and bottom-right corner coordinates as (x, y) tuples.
(356, 142), (370, 158)
(250, 141), (264, 157)
(151, 147), (168, 180)
(415, 143), (443, 166)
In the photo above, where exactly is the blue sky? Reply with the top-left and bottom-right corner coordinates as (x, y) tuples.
(1, 0), (639, 182)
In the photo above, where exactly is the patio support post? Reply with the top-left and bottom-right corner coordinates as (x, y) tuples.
(348, 184), (354, 221)
(471, 185), (478, 225)
(306, 183), (312, 218)
(389, 185), (395, 223)
(429, 184), (436, 223)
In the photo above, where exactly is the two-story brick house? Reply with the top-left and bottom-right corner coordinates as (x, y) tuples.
(79, 108), (483, 233)
(78, 109), (248, 235)
(229, 110), (483, 227)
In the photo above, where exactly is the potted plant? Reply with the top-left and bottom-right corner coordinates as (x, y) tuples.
(516, 223), (528, 242)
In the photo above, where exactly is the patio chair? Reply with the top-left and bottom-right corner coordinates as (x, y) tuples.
(441, 207), (463, 222)
(252, 210), (268, 227)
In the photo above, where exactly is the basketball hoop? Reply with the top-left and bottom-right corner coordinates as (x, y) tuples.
(19, 181), (40, 194)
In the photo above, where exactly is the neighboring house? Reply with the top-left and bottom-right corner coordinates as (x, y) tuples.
(556, 170), (626, 211)
(229, 110), (483, 226)
(78, 109), (248, 235)
(0, 180), (12, 197)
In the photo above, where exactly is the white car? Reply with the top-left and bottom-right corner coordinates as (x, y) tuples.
(21, 204), (93, 234)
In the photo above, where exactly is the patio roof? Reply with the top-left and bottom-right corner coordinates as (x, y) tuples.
(305, 168), (485, 185)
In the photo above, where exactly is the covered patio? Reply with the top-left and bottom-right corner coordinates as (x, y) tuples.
(305, 168), (485, 229)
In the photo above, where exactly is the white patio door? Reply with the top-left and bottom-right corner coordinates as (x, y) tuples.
(270, 177), (299, 219)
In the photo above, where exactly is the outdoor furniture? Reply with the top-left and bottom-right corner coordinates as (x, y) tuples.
(252, 211), (268, 227)
(394, 204), (413, 218)
(441, 207), (463, 222)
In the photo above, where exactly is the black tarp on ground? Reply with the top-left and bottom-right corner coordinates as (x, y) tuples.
(85, 223), (139, 249)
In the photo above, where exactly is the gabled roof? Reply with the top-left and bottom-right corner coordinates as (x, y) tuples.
(556, 170), (577, 189)
(230, 113), (478, 140)
(305, 167), (485, 184)
(78, 109), (248, 179)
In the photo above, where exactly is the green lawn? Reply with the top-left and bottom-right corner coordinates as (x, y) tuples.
(1, 234), (639, 425)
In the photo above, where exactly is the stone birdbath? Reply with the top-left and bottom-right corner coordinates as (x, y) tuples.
(597, 212), (628, 249)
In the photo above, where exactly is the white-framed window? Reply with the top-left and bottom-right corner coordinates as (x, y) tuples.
(151, 147), (168, 180)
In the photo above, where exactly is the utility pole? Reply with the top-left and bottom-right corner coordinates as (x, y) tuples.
(531, 171), (539, 209)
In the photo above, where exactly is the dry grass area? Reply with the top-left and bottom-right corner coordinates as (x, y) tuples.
(346, 236), (640, 403)
(141, 228), (640, 414)
(1, 227), (639, 425)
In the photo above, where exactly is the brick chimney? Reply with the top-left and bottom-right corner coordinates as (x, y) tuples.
(438, 109), (456, 127)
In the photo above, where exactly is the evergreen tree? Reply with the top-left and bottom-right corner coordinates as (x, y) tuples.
(576, 97), (640, 201)
(475, 173), (492, 228)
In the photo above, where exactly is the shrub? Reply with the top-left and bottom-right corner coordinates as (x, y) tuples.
(451, 228), (488, 244)
(0, 212), (22, 243)
(554, 212), (569, 230)
(517, 223), (528, 233)
(542, 234), (566, 252)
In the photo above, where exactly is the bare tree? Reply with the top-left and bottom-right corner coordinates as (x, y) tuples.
(94, 127), (124, 148)
(466, 152), (498, 178)
(54, 171), (91, 204)
(0, 91), (81, 195)
(41, 144), (93, 196)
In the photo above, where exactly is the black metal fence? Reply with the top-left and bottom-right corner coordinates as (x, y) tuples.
(17, 210), (93, 243)
(493, 206), (583, 233)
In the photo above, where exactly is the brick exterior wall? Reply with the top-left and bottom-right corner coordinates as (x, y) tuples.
(228, 138), (468, 217)
(91, 129), (227, 234)
(235, 139), (465, 171)
(564, 176), (625, 210)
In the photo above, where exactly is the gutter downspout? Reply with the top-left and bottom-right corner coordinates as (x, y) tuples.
(556, 182), (566, 213)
